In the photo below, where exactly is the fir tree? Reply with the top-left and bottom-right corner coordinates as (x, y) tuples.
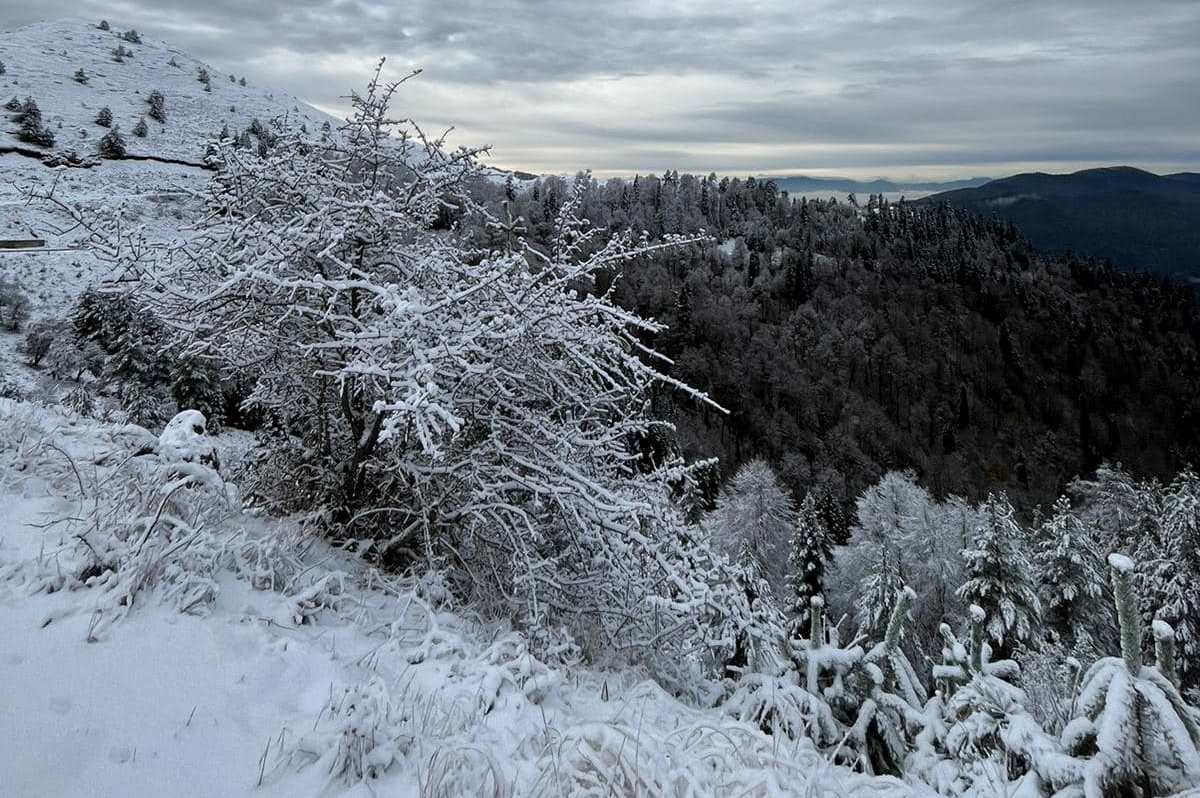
(169, 355), (225, 429)
(97, 19), (110, 31)
(956, 493), (1042, 659)
(787, 492), (833, 635)
(95, 106), (112, 127)
(856, 544), (906, 641)
(73, 68), (88, 84)
(132, 117), (148, 137)
(1034, 495), (1110, 650)
(147, 90), (166, 123)
(1152, 469), (1200, 685)
(4, 96), (20, 112)
(121, 29), (141, 44)
(98, 126), (126, 159)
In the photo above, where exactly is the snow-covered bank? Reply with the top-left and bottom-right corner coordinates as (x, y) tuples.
(0, 398), (920, 797)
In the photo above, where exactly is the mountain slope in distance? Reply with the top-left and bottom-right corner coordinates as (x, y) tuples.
(924, 166), (1200, 278)
(0, 18), (337, 163)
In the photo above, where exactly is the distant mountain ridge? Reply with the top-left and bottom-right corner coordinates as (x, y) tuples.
(767, 174), (993, 196)
(924, 166), (1200, 278)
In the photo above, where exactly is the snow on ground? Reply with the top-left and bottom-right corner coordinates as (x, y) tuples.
(0, 398), (926, 797)
(0, 18), (337, 162)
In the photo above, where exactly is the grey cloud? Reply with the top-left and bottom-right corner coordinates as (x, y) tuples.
(0, 0), (1196, 177)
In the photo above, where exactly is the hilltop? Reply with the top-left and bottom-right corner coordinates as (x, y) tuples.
(924, 166), (1200, 278)
(0, 19), (335, 164)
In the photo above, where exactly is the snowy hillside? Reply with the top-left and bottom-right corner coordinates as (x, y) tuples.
(0, 18), (336, 162)
(0, 400), (924, 797)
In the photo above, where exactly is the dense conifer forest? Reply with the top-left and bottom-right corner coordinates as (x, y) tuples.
(480, 172), (1200, 518)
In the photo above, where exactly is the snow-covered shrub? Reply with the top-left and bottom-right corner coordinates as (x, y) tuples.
(0, 278), (29, 331)
(73, 64), (727, 668)
(94, 106), (112, 127)
(4, 96), (20, 111)
(20, 319), (60, 367)
(290, 678), (411, 781)
(121, 29), (141, 43)
(73, 68), (88, 84)
(132, 117), (148, 137)
(98, 19), (110, 30)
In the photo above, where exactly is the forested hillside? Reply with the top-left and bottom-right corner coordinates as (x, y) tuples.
(924, 166), (1200, 278)
(481, 173), (1200, 516)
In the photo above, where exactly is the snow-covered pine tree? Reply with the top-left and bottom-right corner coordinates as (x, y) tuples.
(1151, 468), (1200, 685)
(706, 458), (796, 600)
(956, 493), (1042, 660)
(856, 544), (906, 641)
(1056, 554), (1200, 797)
(787, 492), (832, 634)
(73, 68), (88, 84)
(1034, 495), (1111, 650)
(132, 117), (148, 137)
(95, 106), (112, 127)
(169, 355), (225, 430)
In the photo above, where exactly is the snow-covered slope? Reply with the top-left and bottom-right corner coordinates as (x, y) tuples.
(0, 399), (924, 797)
(0, 18), (337, 162)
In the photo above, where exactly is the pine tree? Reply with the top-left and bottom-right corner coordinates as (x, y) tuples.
(95, 106), (112, 127)
(147, 90), (166, 123)
(132, 117), (148, 138)
(857, 544), (906, 640)
(1152, 469), (1200, 685)
(98, 126), (126, 159)
(15, 97), (54, 147)
(0, 61), (6, 76)
(1034, 495), (1110, 649)
(73, 68), (88, 84)
(787, 492), (833, 634)
(169, 355), (225, 429)
(97, 19), (110, 31)
(957, 493), (1042, 659)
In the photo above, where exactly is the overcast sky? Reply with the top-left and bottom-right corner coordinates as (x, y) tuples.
(2, 1), (1198, 179)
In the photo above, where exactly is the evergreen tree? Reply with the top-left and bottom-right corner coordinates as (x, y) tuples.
(0, 60), (6, 75)
(1151, 469), (1200, 685)
(98, 126), (126, 159)
(95, 106), (112, 127)
(147, 90), (166, 123)
(73, 68), (88, 84)
(132, 117), (148, 137)
(856, 544), (906, 640)
(15, 98), (54, 147)
(169, 355), (225, 429)
(787, 492), (833, 634)
(956, 493), (1042, 659)
(1034, 495), (1110, 650)
(97, 19), (110, 31)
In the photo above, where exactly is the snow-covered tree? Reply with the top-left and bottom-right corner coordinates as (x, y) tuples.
(147, 90), (166, 123)
(73, 68), (88, 84)
(786, 492), (832, 634)
(98, 126), (126, 159)
(706, 458), (796, 599)
(95, 106), (112, 127)
(1034, 496), (1111, 651)
(1057, 554), (1200, 797)
(856, 543), (906, 641)
(48, 63), (727, 667)
(132, 117), (148, 137)
(1149, 469), (1200, 685)
(957, 493), (1041, 659)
